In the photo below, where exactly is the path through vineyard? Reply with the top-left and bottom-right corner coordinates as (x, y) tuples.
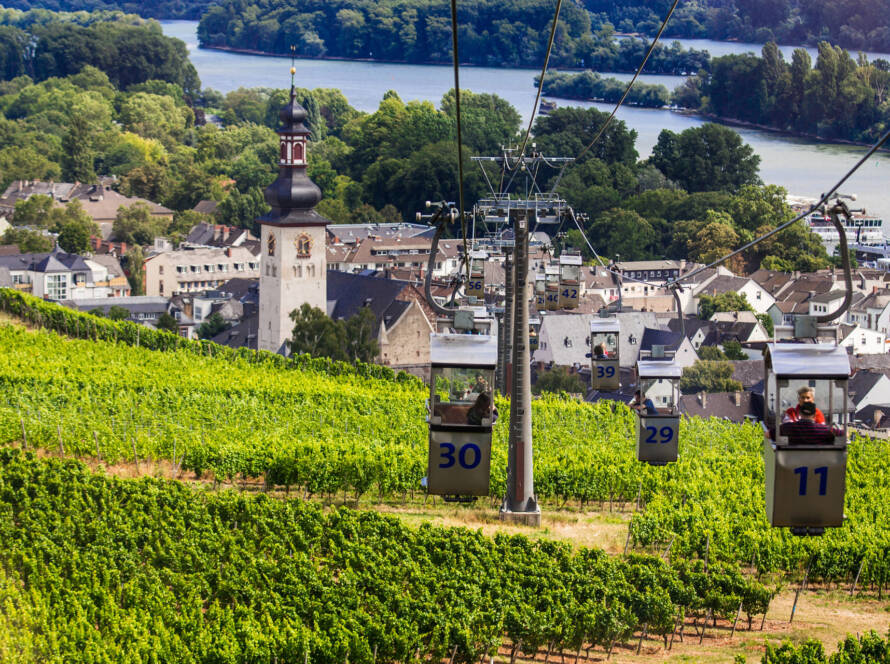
(12, 446), (889, 663)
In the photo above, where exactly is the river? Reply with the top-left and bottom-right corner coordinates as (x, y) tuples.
(161, 20), (890, 228)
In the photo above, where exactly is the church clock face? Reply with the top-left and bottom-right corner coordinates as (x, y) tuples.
(295, 233), (312, 258)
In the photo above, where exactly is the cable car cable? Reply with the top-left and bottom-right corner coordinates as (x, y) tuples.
(448, 0), (470, 286)
(515, 0), (564, 166)
(571, 0), (682, 165)
(668, 126), (890, 290)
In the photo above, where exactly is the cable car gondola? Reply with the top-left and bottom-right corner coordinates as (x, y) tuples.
(558, 253), (582, 309)
(544, 264), (560, 311)
(634, 357), (682, 465)
(590, 316), (620, 391)
(762, 343), (850, 535)
(535, 273), (546, 310)
(466, 251), (487, 301)
(427, 333), (498, 496)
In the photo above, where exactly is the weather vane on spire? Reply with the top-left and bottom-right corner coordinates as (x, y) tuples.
(290, 45), (296, 90)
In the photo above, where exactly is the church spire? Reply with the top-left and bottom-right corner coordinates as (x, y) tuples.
(258, 67), (325, 225)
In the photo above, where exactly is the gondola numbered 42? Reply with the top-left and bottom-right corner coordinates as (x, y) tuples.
(427, 333), (498, 497)
(762, 343), (850, 535)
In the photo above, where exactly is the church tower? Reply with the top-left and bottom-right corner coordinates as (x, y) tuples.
(258, 80), (328, 353)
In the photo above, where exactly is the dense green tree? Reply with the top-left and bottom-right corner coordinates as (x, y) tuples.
(113, 202), (169, 245)
(722, 340), (749, 360)
(698, 292), (753, 320)
(533, 366), (586, 395)
(288, 303), (347, 361)
(197, 312), (229, 339)
(680, 360), (743, 394)
(156, 311), (179, 332)
(697, 345), (727, 361)
(650, 124), (760, 193)
(343, 306), (379, 363)
(60, 115), (96, 183)
(0, 227), (53, 252)
(122, 245), (145, 295)
(588, 209), (656, 261)
(107, 305), (129, 320)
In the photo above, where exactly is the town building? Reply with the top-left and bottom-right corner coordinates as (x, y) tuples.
(142, 246), (260, 297)
(0, 249), (130, 300)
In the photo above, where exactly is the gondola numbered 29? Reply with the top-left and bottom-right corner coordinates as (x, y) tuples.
(590, 317), (620, 391)
(762, 343), (850, 535)
(634, 358), (682, 465)
(426, 333), (498, 497)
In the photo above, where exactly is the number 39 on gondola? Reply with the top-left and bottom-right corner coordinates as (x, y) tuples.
(426, 333), (498, 496)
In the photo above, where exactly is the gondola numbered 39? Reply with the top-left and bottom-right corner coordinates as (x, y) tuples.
(427, 333), (498, 498)
(762, 343), (850, 535)
(634, 357), (682, 465)
(590, 316), (620, 391)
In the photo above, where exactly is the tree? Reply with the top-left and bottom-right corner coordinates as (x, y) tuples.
(156, 312), (179, 333)
(698, 345), (727, 360)
(197, 312), (229, 339)
(757, 312), (774, 336)
(1, 227), (52, 253)
(113, 203), (169, 246)
(650, 124), (760, 193)
(288, 303), (347, 361)
(697, 292), (753, 320)
(122, 245), (145, 295)
(722, 340), (748, 360)
(534, 366), (586, 395)
(56, 220), (91, 254)
(680, 360), (743, 394)
(60, 115), (96, 183)
(12, 195), (53, 228)
(589, 209), (657, 261)
(107, 305), (129, 321)
(343, 306), (379, 363)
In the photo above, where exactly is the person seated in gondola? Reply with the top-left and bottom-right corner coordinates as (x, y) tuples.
(783, 386), (826, 424)
(593, 344), (607, 359)
(631, 389), (658, 415)
(781, 401), (835, 445)
(466, 392), (497, 425)
(470, 373), (489, 394)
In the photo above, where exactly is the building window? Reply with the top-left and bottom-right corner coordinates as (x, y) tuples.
(296, 234), (311, 258)
(159, 281), (164, 295)
(267, 233), (276, 256)
(159, 266), (164, 275)
(46, 274), (67, 300)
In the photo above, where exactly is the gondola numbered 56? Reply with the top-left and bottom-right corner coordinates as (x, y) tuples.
(762, 343), (850, 535)
(634, 358), (682, 465)
(426, 333), (498, 496)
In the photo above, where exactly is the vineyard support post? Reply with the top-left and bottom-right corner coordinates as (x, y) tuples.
(730, 602), (743, 638)
(57, 424), (64, 456)
(636, 623), (648, 655)
(93, 431), (100, 461)
(851, 559), (864, 596)
(699, 609), (711, 643)
(20, 417), (26, 450)
(500, 213), (540, 526)
(790, 559), (811, 623)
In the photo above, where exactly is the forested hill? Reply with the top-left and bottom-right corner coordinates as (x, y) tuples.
(0, 9), (198, 92)
(0, 0), (215, 20)
(584, 0), (890, 53)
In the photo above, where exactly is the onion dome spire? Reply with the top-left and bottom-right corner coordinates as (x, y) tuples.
(258, 65), (326, 226)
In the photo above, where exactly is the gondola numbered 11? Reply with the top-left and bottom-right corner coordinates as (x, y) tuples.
(762, 343), (850, 535)
(426, 333), (498, 497)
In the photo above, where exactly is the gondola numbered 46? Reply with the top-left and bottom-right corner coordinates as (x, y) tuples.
(762, 343), (850, 535)
(634, 358), (682, 465)
(427, 333), (498, 496)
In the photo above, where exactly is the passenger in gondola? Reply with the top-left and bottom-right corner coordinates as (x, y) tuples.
(593, 344), (606, 359)
(471, 373), (489, 394)
(466, 392), (497, 425)
(783, 386), (826, 424)
(781, 401), (835, 445)
(631, 390), (658, 415)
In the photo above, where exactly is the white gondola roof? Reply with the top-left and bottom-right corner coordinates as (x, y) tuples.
(430, 333), (498, 367)
(590, 318), (620, 334)
(559, 254), (583, 266)
(545, 264), (560, 275)
(637, 359), (683, 379)
(765, 343), (850, 378)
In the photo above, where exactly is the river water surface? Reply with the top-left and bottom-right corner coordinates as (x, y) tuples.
(162, 21), (890, 228)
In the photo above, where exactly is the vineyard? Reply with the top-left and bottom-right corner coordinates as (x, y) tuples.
(0, 450), (773, 663)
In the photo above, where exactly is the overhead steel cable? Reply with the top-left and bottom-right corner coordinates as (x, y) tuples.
(448, 0), (470, 284)
(573, 0), (681, 164)
(669, 125), (890, 288)
(515, 0), (564, 165)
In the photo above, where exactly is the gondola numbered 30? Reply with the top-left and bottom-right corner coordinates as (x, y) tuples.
(763, 343), (850, 535)
(590, 316), (620, 391)
(634, 357), (682, 465)
(426, 333), (498, 497)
